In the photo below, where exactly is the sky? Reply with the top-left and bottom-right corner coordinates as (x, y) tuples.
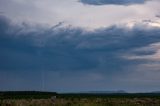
(1, 0), (160, 93)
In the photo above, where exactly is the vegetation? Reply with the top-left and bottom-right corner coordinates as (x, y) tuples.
(0, 91), (57, 99)
(1, 91), (160, 106)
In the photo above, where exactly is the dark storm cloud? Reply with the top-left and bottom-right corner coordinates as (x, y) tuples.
(1, 15), (160, 73)
(1, 15), (160, 92)
(0, 16), (98, 71)
(79, 0), (148, 5)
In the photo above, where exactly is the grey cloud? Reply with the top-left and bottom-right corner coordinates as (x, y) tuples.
(79, 0), (148, 5)
(1, 15), (160, 73)
(123, 42), (160, 61)
(156, 15), (160, 18)
(1, 15), (160, 92)
(0, 16), (98, 72)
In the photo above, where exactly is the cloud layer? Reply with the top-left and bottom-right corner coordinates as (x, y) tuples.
(1, 15), (160, 92)
(1, 0), (160, 92)
(80, 0), (148, 5)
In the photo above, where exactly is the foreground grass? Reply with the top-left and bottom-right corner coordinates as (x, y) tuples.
(1, 92), (160, 106)
(1, 98), (160, 106)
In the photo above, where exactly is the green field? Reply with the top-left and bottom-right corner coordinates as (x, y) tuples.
(1, 91), (160, 106)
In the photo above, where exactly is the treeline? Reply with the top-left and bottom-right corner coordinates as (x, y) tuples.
(0, 91), (57, 99)
(1, 91), (160, 99)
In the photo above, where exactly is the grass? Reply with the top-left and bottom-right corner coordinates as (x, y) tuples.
(1, 98), (160, 106)
(1, 91), (160, 106)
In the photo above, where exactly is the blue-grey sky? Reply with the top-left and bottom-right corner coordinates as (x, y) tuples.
(1, 0), (160, 93)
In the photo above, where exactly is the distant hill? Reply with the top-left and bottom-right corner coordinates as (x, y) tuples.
(83, 90), (127, 94)
(151, 91), (160, 93)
